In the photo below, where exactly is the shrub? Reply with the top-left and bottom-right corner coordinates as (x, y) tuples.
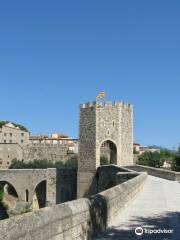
(0, 190), (4, 202)
(138, 151), (164, 168)
(64, 155), (78, 169)
(171, 155), (180, 172)
(100, 155), (109, 165)
(10, 155), (78, 170)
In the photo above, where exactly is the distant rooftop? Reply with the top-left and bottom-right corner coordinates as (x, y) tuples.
(0, 121), (28, 132)
(29, 133), (73, 140)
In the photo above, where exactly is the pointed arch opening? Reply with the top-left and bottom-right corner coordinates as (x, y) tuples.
(100, 140), (117, 165)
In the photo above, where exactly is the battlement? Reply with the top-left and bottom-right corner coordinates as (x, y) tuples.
(80, 101), (132, 109)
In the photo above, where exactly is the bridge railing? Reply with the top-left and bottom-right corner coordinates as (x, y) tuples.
(0, 170), (147, 240)
(126, 164), (180, 181)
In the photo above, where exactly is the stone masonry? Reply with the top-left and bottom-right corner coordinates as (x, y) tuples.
(77, 101), (133, 197)
(0, 169), (57, 206)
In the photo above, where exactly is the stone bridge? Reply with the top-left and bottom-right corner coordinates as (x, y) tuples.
(96, 174), (180, 239)
(1, 166), (180, 239)
(0, 168), (57, 206)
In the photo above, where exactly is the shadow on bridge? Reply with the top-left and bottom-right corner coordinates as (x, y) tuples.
(93, 211), (180, 240)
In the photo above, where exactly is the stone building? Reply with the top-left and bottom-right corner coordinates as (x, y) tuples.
(0, 143), (23, 168)
(22, 143), (76, 163)
(0, 121), (78, 168)
(133, 143), (161, 155)
(0, 122), (29, 168)
(26, 133), (78, 163)
(77, 101), (133, 197)
(0, 122), (29, 146)
(0, 120), (78, 168)
(29, 133), (78, 152)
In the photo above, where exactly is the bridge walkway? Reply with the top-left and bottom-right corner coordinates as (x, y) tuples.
(95, 175), (180, 240)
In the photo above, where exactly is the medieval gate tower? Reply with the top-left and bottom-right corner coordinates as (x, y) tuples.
(77, 101), (133, 198)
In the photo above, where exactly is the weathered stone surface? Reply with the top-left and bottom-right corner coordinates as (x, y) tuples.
(0, 168), (77, 212)
(127, 164), (180, 181)
(22, 143), (72, 163)
(0, 169), (56, 206)
(77, 101), (133, 198)
(0, 198), (91, 240)
(0, 171), (147, 240)
(8, 201), (31, 216)
(96, 175), (180, 239)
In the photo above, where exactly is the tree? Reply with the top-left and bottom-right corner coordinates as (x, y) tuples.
(9, 156), (78, 170)
(171, 155), (180, 172)
(138, 151), (164, 168)
(178, 146), (180, 155)
(64, 155), (78, 169)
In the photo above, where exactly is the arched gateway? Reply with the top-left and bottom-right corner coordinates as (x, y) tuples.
(77, 101), (133, 198)
(100, 140), (117, 165)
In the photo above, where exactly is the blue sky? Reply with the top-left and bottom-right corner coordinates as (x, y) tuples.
(0, 0), (180, 149)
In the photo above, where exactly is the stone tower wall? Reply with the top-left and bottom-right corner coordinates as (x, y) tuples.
(78, 103), (96, 172)
(96, 102), (121, 167)
(77, 101), (133, 197)
(121, 104), (133, 166)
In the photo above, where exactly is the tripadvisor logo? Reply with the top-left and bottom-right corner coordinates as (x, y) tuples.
(135, 227), (173, 236)
(135, 227), (143, 236)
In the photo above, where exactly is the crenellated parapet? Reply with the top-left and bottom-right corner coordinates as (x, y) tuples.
(80, 101), (132, 109)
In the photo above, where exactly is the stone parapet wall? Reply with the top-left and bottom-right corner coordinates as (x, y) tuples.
(0, 198), (91, 240)
(0, 171), (147, 240)
(80, 101), (132, 109)
(90, 171), (147, 230)
(127, 164), (180, 181)
(116, 171), (139, 184)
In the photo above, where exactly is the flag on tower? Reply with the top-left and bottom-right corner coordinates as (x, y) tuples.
(96, 91), (105, 100)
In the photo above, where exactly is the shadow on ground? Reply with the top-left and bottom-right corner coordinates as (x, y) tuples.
(93, 211), (180, 240)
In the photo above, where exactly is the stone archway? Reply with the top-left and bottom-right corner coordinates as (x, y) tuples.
(34, 180), (46, 208)
(0, 181), (18, 198)
(100, 140), (117, 165)
(0, 181), (18, 220)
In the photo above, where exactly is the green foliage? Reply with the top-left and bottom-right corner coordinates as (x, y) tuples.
(0, 121), (28, 132)
(138, 149), (177, 169)
(159, 149), (175, 163)
(138, 151), (165, 168)
(63, 155), (78, 169)
(133, 149), (139, 154)
(0, 121), (8, 128)
(10, 159), (54, 169)
(178, 147), (180, 155)
(0, 190), (4, 202)
(171, 155), (180, 172)
(0, 190), (9, 213)
(12, 123), (28, 132)
(10, 155), (78, 170)
(100, 155), (109, 165)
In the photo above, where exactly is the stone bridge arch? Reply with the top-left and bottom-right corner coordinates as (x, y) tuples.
(0, 169), (57, 207)
(0, 180), (18, 198)
(33, 180), (47, 208)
